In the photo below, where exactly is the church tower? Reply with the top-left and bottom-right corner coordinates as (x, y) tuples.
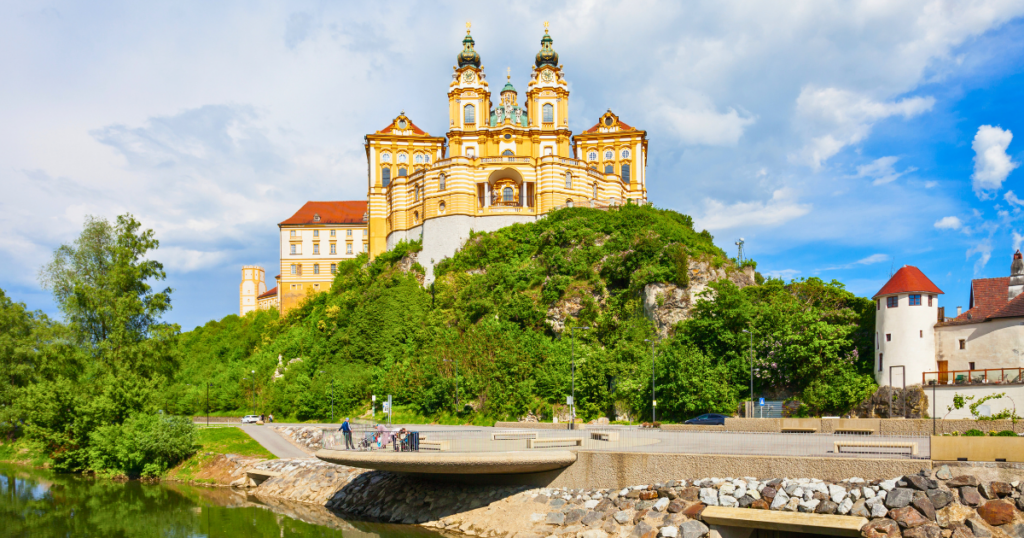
(447, 22), (491, 159)
(239, 265), (266, 316)
(525, 23), (572, 157)
(873, 265), (944, 387)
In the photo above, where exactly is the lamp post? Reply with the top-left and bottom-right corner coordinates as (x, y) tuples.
(741, 329), (753, 403)
(569, 326), (591, 430)
(644, 339), (657, 423)
(443, 358), (460, 411)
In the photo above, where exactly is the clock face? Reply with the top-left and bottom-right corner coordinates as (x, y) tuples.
(397, 120), (407, 129)
(541, 70), (554, 82)
(463, 71), (476, 82)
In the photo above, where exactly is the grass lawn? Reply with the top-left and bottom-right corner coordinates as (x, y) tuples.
(194, 426), (276, 459)
(0, 438), (52, 467)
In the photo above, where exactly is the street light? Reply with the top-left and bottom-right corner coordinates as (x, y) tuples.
(741, 329), (753, 404)
(644, 339), (658, 423)
(443, 358), (460, 410)
(569, 326), (591, 430)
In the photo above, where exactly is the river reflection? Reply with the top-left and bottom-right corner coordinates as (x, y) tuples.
(0, 463), (445, 538)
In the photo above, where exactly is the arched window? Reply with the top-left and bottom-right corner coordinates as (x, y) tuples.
(381, 152), (391, 162)
(466, 147), (475, 158)
(398, 153), (407, 163)
(588, 151), (597, 161)
(381, 167), (391, 186)
(414, 186), (419, 201)
(398, 167), (407, 177)
(621, 164), (630, 183)
(439, 173), (446, 191)
(566, 199), (574, 208)
(542, 103), (554, 122)
(503, 186), (514, 203)
(502, 149), (514, 156)
(604, 150), (614, 160)
(415, 154), (423, 164)
(414, 211), (420, 223)
(604, 164), (614, 174)
(593, 183), (598, 199)
(464, 104), (475, 124)
(565, 171), (572, 189)
(313, 264), (320, 275)
(424, 154), (430, 163)
(544, 147), (553, 156)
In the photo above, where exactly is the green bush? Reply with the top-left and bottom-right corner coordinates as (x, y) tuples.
(963, 429), (985, 437)
(87, 414), (197, 477)
(993, 430), (1018, 437)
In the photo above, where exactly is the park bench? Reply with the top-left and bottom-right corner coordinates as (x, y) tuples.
(491, 431), (538, 441)
(590, 431), (619, 442)
(834, 440), (918, 456)
(419, 439), (451, 451)
(526, 437), (583, 449)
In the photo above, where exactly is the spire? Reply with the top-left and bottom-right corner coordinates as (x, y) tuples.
(501, 67), (515, 93)
(457, 21), (481, 68)
(535, 22), (559, 68)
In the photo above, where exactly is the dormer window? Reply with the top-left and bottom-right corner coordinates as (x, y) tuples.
(604, 117), (613, 126)
(313, 214), (320, 222)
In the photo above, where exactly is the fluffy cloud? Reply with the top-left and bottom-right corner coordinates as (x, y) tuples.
(694, 188), (811, 231)
(791, 88), (934, 170)
(648, 91), (756, 146)
(967, 241), (993, 274)
(972, 125), (1018, 198)
(934, 216), (963, 230)
(822, 253), (889, 271)
(1014, 231), (1024, 252)
(1006, 191), (1024, 208)
(856, 156), (917, 185)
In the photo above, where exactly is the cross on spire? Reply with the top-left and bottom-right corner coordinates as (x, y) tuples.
(466, 20), (471, 34)
(507, 67), (511, 81)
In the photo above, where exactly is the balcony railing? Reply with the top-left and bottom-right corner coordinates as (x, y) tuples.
(923, 367), (1024, 386)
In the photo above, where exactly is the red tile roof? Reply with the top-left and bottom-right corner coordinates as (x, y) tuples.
(279, 201), (368, 226)
(872, 265), (944, 298)
(378, 118), (428, 136)
(258, 286), (277, 300)
(938, 276), (1024, 325)
(582, 118), (635, 134)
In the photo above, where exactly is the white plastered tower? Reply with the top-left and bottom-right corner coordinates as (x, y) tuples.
(873, 265), (944, 387)
(239, 265), (266, 316)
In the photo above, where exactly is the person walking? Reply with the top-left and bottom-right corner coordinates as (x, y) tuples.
(340, 417), (354, 450)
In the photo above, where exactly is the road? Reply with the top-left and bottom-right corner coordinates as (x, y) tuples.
(238, 424), (310, 459)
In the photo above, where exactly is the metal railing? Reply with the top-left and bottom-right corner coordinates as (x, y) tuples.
(923, 367), (1024, 386)
(319, 426), (929, 459)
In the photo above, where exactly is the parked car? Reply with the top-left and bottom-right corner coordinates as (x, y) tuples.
(241, 415), (261, 424)
(684, 413), (726, 425)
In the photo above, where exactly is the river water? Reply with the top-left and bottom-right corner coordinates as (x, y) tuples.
(1, 463), (445, 538)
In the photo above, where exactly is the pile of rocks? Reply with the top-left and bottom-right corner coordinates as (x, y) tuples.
(272, 426), (323, 453)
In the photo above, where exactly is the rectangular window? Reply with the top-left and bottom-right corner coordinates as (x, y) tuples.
(313, 244), (319, 255)
(876, 299), (880, 310)
(887, 296), (898, 308)
(969, 362), (975, 370)
(290, 264), (296, 275)
(909, 294), (921, 306)
(290, 244), (297, 255)
(314, 230), (319, 237)
(928, 295), (934, 306)
(330, 244), (336, 255)
(346, 244), (353, 255)
(313, 264), (319, 275)
(331, 230), (336, 237)
(920, 330), (923, 338)
(347, 230), (353, 237)
(330, 263), (337, 274)
(363, 243), (368, 252)
(886, 334), (891, 342)
(878, 353), (883, 372)
(290, 230), (297, 237)
(959, 339), (967, 350)
(876, 332), (879, 349)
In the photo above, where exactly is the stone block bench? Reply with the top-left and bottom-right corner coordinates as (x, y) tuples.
(419, 439), (451, 451)
(834, 428), (875, 435)
(491, 431), (538, 441)
(834, 440), (917, 456)
(590, 431), (620, 442)
(781, 428), (818, 433)
(526, 437), (583, 449)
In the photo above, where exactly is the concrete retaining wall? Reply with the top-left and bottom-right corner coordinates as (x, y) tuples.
(660, 424), (725, 432)
(877, 418), (1024, 436)
(931, 435), (1024, 462)
(493, 422), (583, 430)
(722, 418), (780, 432)
(547, 451), (931, 489)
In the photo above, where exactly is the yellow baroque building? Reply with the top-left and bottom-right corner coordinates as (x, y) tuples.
(365, 25), (648, 283)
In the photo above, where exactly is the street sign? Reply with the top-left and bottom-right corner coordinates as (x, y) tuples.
(652, 400), (657, 407)
(758, 397), (765, 407)
(566, 396), (573, 405)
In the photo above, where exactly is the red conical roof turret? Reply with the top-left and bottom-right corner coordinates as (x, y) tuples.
(872, 265), (944, 298)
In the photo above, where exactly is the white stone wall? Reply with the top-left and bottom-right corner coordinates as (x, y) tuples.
(935, 318), (1024, 372)
(926, 383), (1024, 419)
(875, 293), (940, 387)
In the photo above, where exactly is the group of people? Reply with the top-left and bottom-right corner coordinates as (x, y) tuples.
(260, 414), (274, 423)
(337, 418), (414, 451)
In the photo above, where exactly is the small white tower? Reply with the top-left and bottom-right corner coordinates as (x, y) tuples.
(873, 265), (944, 387)
(239, 265), (266, 316)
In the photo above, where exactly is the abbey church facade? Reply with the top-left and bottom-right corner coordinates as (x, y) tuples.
(244, 25), (649, 314)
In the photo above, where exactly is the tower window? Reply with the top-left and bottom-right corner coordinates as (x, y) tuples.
(464, 104), (475, 124)
(604, 150), (614, 160)
(565, 171), (572, 189)
(886, 296), (898, 308)
(621, 164), (630, 183)
(382, 167), (391, 186)
(398, 153), (407, 163)
(621, 149), (631, 159)
(415, 154), (424, 164)
(381, 152), (391, 162)
(542, 103), (554, 122)
(886, 334), (891, 342)
(466, 147), (475, 158)
(439, 201), (446, 213)
(876, 299), (880, 310)
(503, 186), (513, 203)
(604, 164), (614, 174)
(959, 339), (966, 350)
(439, 173), (446, 191)
(928, 295), (934, 306)
(593, 183), (598, 199)
(398, 167), (407, 177)
(878, 353), (883, 372)
(909, 294), (921, 306)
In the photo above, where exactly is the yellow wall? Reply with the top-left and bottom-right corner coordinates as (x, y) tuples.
(278, 224), (367, 315)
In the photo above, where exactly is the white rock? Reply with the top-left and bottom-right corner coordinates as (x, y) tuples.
(632, 485), (647, 490)
(865, 495), (884, 508)
(837, 498), (853, 515)
(862, 487), (874, 499)
(734, 485), (747, 499)
(849, 488), (860, 501)
(784, 498), (801, 512)
(1011, 481), (1020, 488)
(849, 477), (865, 484)
(619, 489), (630, 497)
(659, 527), (678, 538)
(700, 488), (719, 506)
(770, 492), (790, 510)
(582, 530), (610, 538)
(653, 498), (670, 512)
(828, 485), (847, 504)
(880, 479), (897, 491)
(791, 487), (804, 499)
(870, 503), (888, 518)
(799, 499), (820, 512)
(530, 514), (545, 522)
(584, 500), (600, 509)
(719, 484), (736, 496)
(720, 495), (738, 508)
(748, 489), (761, 501)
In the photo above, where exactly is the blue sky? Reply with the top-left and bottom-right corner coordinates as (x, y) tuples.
(2, 1), (1024, 330)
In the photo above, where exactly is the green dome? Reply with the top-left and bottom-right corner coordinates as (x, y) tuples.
(458, 32), (481, 68)
(535, 31), (558, 68)
(501, 81), (516, 93)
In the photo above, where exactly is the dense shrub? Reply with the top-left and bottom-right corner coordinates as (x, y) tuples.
(963, 429), (985, 436)
(88, 414), (197, 478)
(993, 430), (1017, 436)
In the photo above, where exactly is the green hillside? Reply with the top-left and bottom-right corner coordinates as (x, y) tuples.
(166, 203), (877, 422)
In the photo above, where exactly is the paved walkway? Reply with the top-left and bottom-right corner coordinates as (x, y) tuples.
(238, 424), (309, 459)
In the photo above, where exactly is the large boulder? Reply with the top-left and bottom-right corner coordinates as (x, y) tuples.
(947, 476), (980, 488)
(889, 506), (930, 529)
(861, 519), (901, 538)
(976, 500), (1015, 526)
(885, 488), (914, 509)
(960, 486), (983, 507)
(678, 520), (709, 538)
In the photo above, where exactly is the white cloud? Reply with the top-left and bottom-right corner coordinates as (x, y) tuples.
(694, 188), (811, 231)
(1006, 191), (1024, 207)
(972, 125), (1019, 198)
(1014, 231), (1024, 252)
(159, 247), (229, 273)
(934, 216), (963, 230)
(821, 253), (889, 271)
(764, 269), (801, 281)
(648, 91), (756, 146)
(791, 88), (934, 169)
(855, 156), (917, 185)
(967, 241), (993, 274)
